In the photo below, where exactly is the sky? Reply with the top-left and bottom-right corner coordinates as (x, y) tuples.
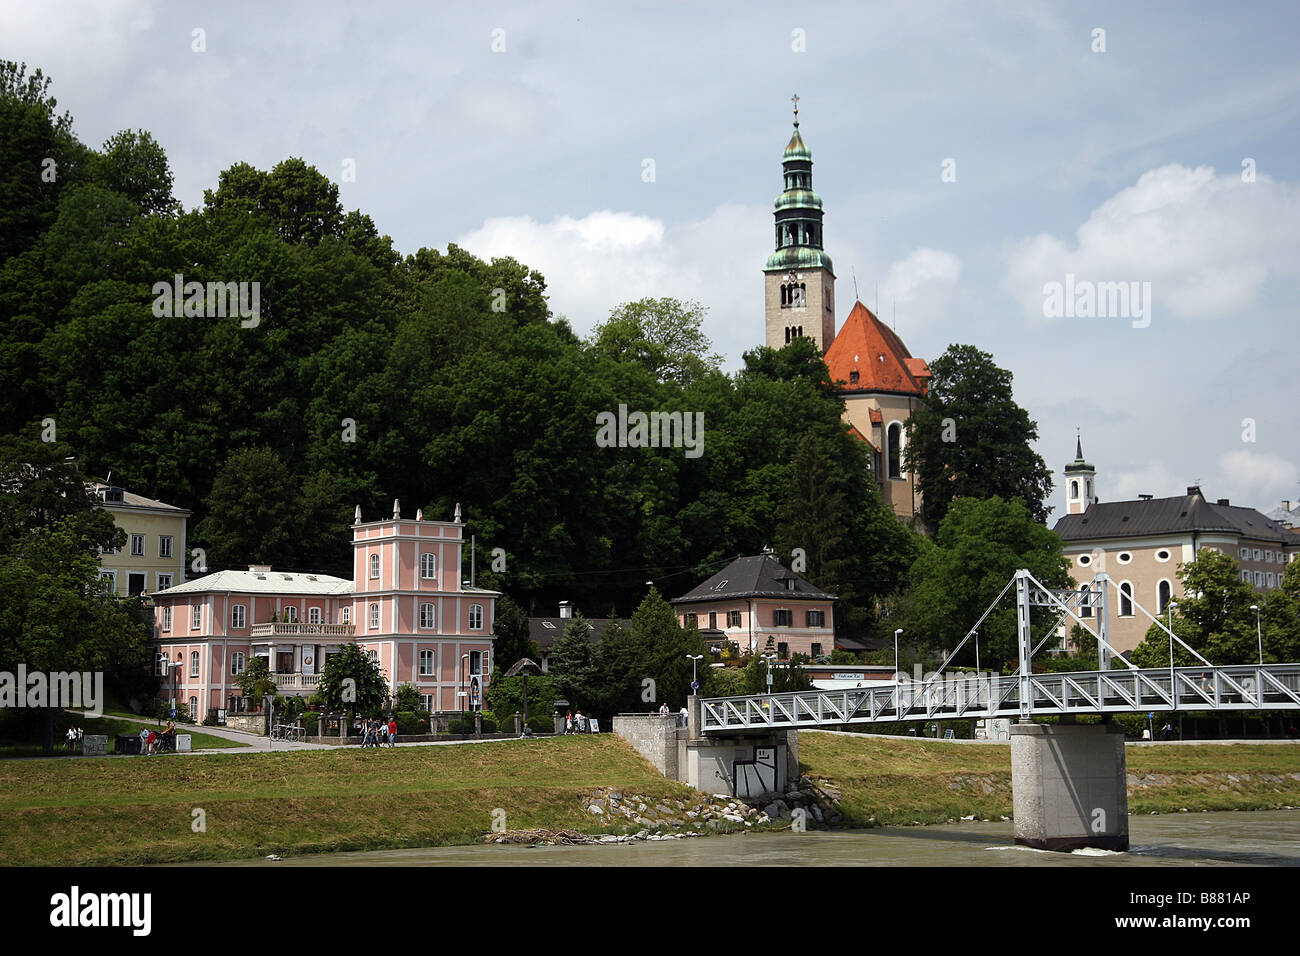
(6, 0), (1299, 519)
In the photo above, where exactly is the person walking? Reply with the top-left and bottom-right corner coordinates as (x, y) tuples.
(564, 711), (573, 735)
(387, 716), (397, 748)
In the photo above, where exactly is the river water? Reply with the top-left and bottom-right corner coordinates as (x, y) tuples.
(182, 809), (1300, 866)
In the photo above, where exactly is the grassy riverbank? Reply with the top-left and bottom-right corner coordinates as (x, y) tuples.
(0, 735), (695, 865)
(4, 732), (1298, 865)
(0, 711), (243, 758)
(798, 731), (1300, 825)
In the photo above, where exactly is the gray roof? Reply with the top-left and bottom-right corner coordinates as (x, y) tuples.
(528, 616), (621, 651)
(671, 553), (837, 604)
(1053, 491), (1296, 545)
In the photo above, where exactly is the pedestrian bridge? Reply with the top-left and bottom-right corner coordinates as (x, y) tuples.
(700, 663), (1300, 733)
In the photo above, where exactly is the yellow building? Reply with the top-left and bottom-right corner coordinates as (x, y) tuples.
(92, 481), (190, 597)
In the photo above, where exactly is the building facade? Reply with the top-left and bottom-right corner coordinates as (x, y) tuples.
(92, 481), (190, 597)
(1052, 446), (1298, 654)
(151, 504), (498, 720)
(761, 104), (928, 519)
(671, 552), (836, 660)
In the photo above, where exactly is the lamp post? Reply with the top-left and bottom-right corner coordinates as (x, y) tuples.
(685, 654), (703, 688)
(1249, 604), (1261, 666)
(764, 651), (776, 697)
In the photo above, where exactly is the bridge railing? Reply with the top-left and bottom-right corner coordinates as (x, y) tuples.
(699, 664), (1300, 732)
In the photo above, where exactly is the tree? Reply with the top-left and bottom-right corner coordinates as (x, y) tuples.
(489, 594), (538, 673)
(589, 297), (722, 386)
(0, 434), (147, 751)
(235, 656), (276, 703)
(194, 447), (298, 570)
(548, 613), (600, 711)
(92, 129), (176, 216)
(316, 643), (389, 721)
(394, 682), (426, 713)
(905, 345), (1053, 533)
(902, 496), (1071, 668)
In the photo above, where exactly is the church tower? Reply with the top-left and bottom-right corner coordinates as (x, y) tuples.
(1064, 436), (1098, 514)
(764, 96), (836, 353)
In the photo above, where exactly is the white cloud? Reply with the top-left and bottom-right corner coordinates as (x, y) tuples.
(1214, 449), (1299, 508)
(1105, 460), (1181, 505)
(456, 205), (772, 369)
(1003, 164), (1300, 324)
(879, 247), (962, 330)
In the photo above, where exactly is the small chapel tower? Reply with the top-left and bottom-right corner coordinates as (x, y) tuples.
(764, 96), (836, 353)
(1064, 436), (1098, 514)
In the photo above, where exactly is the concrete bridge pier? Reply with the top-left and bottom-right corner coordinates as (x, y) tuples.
(1010, 721), (1128, 852)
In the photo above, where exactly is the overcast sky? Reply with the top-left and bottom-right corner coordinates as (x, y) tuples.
(7, 0), (1299, 519)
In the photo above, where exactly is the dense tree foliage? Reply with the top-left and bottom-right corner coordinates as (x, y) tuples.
(905, 345), (1053, 534)
(0, 63), (921, 659)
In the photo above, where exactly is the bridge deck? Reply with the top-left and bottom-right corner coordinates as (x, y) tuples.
(700, 665), (1300, 734)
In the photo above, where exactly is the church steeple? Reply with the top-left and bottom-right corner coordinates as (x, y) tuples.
(763, 96), (836, 354)
(1064, 433), (1098, 514)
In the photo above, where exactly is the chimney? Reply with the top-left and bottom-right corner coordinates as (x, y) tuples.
(1187, 485), (1202, 497)
(1284, 500), (1292, 511)
(559, 601), (571, 619)
(248, 565), (271, 572)
(1216, 498), (1230, 506)
(1138, 494), (1153, 500)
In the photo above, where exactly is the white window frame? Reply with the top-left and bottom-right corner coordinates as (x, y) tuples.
(190, 650), (200, 677)
(1118, 582), (1134, 617)
(419, 649), (435, 676)
(341, 606), (351, 625)
(308, 607), (322, 624)
(191, 604), (201, 630)
(159, 535), (173, 558)
(421, 553), (437, 580)
(1156, 579), (1172, 615)
(469, 604), (483, 630)
(156, 572), (173, 591)
(231, 604), (246, 629)
(231, 651), (246, 676)
(284, 606), (298, 623)
(131, 533), (145, 556)
(369, 604), (379, 630)
(420, 603), (436, 629)
(369, 554), (380, 579)
(162, 606), (172, 631)
(421, 694), (434, 713)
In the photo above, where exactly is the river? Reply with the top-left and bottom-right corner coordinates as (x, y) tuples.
(175, 809), (1300, 866)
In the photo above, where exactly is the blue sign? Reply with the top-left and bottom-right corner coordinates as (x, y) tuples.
(170, 707), (176, 719)
(691, 680), (699, 691)
(1147, 712), (1154, 720)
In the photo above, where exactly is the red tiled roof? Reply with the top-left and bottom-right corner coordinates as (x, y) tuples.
(825, 301), (925, 396)
(846, 423), (875, 449)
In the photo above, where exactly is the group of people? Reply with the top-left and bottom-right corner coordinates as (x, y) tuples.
(657, 702), (690, 727)
(357, 716), (397, 748)
(563, 710), (591, 734)
(64, 726), (84, 749)
(136, 721), (177, 755)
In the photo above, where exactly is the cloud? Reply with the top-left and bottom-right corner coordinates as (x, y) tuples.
(1003, 164), (1300, 324)
(1214, 449), (1299, 507)
(880, 248), (962, 329)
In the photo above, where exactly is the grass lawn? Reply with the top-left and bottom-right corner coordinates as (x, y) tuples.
(798, 731), (1300, 825)
(0, 712), (245, 758)
(0, 735), (696, 865)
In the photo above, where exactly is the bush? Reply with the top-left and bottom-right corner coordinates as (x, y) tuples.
(527, 714), (553, 734)
(393, 711), (428, 735)
(447, 712), (496, 734)
(298, 711), (322, 728)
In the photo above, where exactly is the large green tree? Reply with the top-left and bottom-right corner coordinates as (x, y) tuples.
(316, 643), (389, 722)
(901, 496), (1071, 669)
(905, 344), (1053, 534)
(589, 297), (722, 387)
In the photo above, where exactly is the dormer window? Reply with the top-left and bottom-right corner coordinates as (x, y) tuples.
(785, 579), (796, 591)
(849, 371), (859, 385)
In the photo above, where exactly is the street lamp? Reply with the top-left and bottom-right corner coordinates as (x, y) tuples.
(685, 654), (703, 689)
(764, 651), (777, 696)
(894, 629), (903, 681)
(1250, 605), (1261, 665)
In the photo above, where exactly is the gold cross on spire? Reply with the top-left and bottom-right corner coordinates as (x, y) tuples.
(792, 93), (800, 126)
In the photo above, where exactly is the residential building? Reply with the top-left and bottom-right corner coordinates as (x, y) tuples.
(92, 481), (190, 597)
(1051, 444), (1298, 653)
(671, 551), (836, 660)
(528, 601), (622, 672)
(151, 502), (498, 720)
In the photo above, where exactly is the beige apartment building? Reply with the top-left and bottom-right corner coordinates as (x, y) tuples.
(92, 481), (190, 597)
(1051, 444), (1298, 654)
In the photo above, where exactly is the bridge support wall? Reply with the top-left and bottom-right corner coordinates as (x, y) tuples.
(614, 696), (798, 799)
(1011, 722), (1128, 852)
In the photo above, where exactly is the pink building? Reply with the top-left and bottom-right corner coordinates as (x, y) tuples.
(671, 552), (836, 660)
(151, 504), (498, 720)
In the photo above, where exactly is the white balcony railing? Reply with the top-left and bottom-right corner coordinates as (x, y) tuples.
(273, 673), (321, 691)
(249, 622), (354, 639)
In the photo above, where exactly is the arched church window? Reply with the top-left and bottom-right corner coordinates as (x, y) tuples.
(1071, 480), (1079, 498)
(887, 423), (902, 479)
